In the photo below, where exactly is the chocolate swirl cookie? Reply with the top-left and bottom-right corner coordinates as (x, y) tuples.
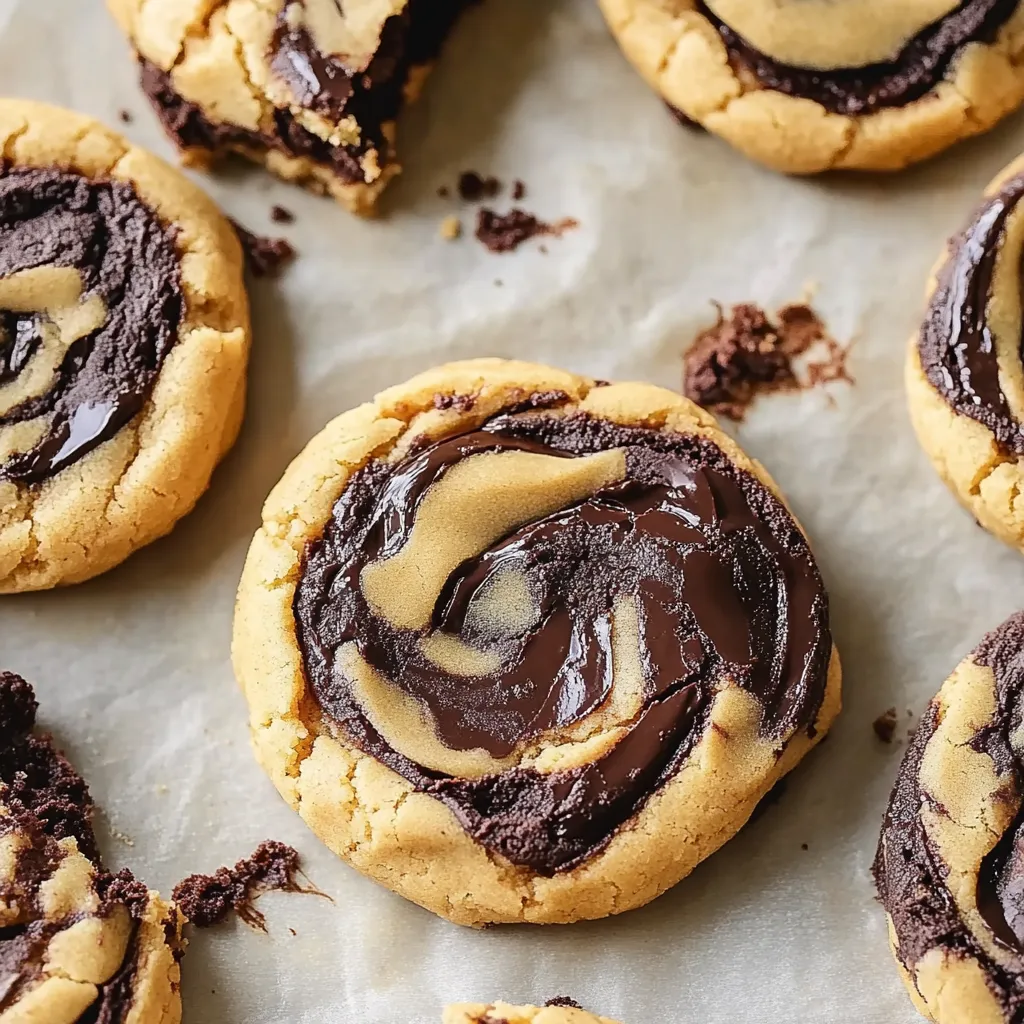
(108, 0), (475, 215)
(874, 612), (1024, 1023)
(444, 1002), (619, 1024)
(907, 154), (1024, 551)
(233, 359), (841, 926)
(0, 100), (249, 591)
(0, 671), (184, 1023)
(599, 0), (1024, 173)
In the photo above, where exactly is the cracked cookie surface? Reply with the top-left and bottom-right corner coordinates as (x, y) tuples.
(0, 670), (184, 1023)
(443, 1001), (619, 1024)
(599, 0), (1024, 173)
(107, 0), (475, 215)
(232, 357), (841, 927)
(875, 611), (1024, 1023)
(908, 152), (1024, 551)
(0, 99), (250, 592)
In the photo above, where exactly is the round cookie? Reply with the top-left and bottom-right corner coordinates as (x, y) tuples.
(233, 358), (842, 927)
(874, 611), (1024, 1023)
(0, 99), (249, 591)
(0, 671), (184, 1023)
(107, 0), (475, 216)
(907, 152), (1024, 551)
(599, 0), (1024, 173)
(444, 1002), (618, 1024)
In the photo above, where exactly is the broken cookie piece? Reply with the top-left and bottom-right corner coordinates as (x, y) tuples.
(108, 0), (477, 215)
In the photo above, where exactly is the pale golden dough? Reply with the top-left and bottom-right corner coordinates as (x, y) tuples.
(598, 0), (1024, 173)
(232, 358), (842, 927)
(0, 99), (249, 592)
(906, 152), (1024, 551)
(443, 1002), (620, 1024)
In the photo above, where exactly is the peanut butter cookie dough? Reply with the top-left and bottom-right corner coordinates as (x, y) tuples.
(444, 1002), (619, 1024)
(0, 99), (249, 592)
(233, 358), (841, 927)
(907, 153), (1024, 551)
(0, 671), (184, 1023)
(875, 612), (1024, 1023)
(599, 0), (1024, 173)
(107, 0), (475, 215)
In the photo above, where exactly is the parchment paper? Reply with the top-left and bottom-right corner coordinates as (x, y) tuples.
(3, 1), (1024, 1020)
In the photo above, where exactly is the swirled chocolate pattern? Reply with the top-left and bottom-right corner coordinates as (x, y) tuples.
(0, 167), (182, 485)
(0, 672), (183, 1023)
(698, 0), (1018, 116)
(295, 412), (831, 875)
(918, 172), (1024, 456)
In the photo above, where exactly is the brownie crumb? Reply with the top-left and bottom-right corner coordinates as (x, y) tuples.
(476, 208), (578, 254)
(511, 179), (526, 201)
(873, 708), (898, 744)
(457, 171), (501, 201)
(439, 215), (462, 241)
(682, 301), (852, 421)
(433, 391), (477, 412)
(97, 869), (151, 919)
(270, 204), (294, 224)
(172, 840), (326, 931)
(545, 998), (582, 1009)
(229, 219), (295, 278)
(118, 109), (133, 124)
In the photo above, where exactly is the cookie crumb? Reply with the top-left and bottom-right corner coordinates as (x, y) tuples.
(172, 840), (328, 931)
(682, 301), (852, 421)
(270, 204), (294, 224)
(439, 215), (461, 241)
(118, 109), (133, 124)
(512, 179), (526, 201)
(229, 219), (296, 278)
(873, 708), (898, 744)
(476, 208), (578, 254)
(546, 998), (582, 1009)
(457, 171), (501, 201)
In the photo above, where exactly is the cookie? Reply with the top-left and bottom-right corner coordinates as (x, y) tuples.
(0, 99), (250, 591)
(107, 0), (475, 216)
(233, 358), (841, 927)
(444, 1001), (618, 1024)
(0, 671), (184, 1023)
(873, 611), (1024, 1022)
(599, 0), (1024, 173)
(906, 153), (1024, 551)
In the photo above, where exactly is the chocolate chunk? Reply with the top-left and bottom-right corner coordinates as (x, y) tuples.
(230, 220), (296, 278)
(433, 391), (476, 412)
(873, 708), (898, 744)
(457, 171), (501, 201)
(545, 997), (582, 1009)
(475, 208), (578, 254)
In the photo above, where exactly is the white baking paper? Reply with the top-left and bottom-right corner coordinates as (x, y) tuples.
(3, 1), (1024, 1021)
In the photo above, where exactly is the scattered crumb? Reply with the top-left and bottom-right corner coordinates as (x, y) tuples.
(270, 204), (294, 224)
(512, 179), (526, 201)
(172, 840), (329, 931)
(682, 301), (853, 421)
(439, 215), (462, 241)
(457, 170), (501, 201)
(873, 708), (898, 744)
(907, 709), (914, 717)
(155, 784), (169, 795)
(118, 109), (133, 124)
(288, 927), (297, 936)
(437, 185), (450, 198)
(110, 828), (135, 848)
(801, 843), (809, 851)
(546, 998), (582, 1009)
(229, 219), (296, 278)
(539, 244), (549, 255)
(494, 279), (503, 287)
(476, 208), (578, 254)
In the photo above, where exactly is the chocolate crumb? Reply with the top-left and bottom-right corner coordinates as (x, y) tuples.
(229, 219), (295, 278)
(172, 840), (326, 931)
(476, 208), (578, 254)
(801, 843), (809, 851)
(270, 204), (294, 224)
(433, 391), (477, 412)
(873, 708), (898, 744)
(438, 185), (450, 198)
(546, 998), (582, 1009)
(457, 171), (501, 201)
(512, 180), (526, 201)
(682, 301), (852, 421)
(118, 109), (133, 124)
(289, 927), (297, 936)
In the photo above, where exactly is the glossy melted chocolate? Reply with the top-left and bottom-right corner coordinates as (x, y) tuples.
(295, 412), (832, 875)
(0, 168), (182, 485)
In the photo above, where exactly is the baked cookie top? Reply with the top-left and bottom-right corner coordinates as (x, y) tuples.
(599, 0), (1024, 172)
(234, 359), (840, 925)
(875, 612), (1024, 1021)
(109, 0), (475, 213)
(0, 99), (249, 591)
(0, 671), (184, 1023)
(444, 1001), (619, 1024)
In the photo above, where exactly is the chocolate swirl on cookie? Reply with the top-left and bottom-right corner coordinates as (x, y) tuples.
(295, 411), (831, 875)
(698, 0), (1018, 115)
(0, 672), (183, 1021)
(0, 167), (182, 486)
(918, 172), (1024, 456)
